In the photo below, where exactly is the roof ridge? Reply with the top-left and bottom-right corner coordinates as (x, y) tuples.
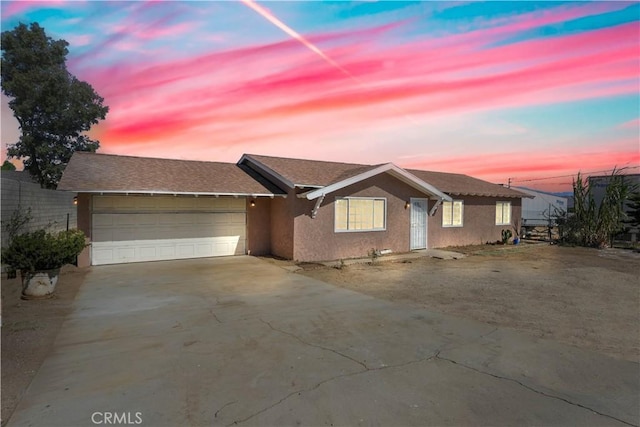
(75, 151), (236, 166)
(245, 153), (373, 168)
(406, 168), (470, 178)
(514, 187), (569, 197)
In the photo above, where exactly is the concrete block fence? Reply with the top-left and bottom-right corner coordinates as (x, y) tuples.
(1, 172), (77, 247)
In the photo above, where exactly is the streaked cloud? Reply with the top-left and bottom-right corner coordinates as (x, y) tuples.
(1, 1), (637, 191)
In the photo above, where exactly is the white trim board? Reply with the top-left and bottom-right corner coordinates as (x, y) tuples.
(303, 163), (452, 202)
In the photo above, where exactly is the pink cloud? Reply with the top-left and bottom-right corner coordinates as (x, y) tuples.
(237, 28), (636, 120)
(402, 148), (640, 188)
(3, 1), (635, 193)
(64, 5), (637, 176)
(456, 2), (630, 42)
(1, 0), (66, 19)
(618, 118), (640, 130)
(134, 21), (194, 40)
(66, 34), (92, 46)
(67, 1), (193, 66)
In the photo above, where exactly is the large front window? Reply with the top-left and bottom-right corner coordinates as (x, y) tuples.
(335, 197), (386, 232)
(442, 200), (463, 227)
(495, 201), (512, 225)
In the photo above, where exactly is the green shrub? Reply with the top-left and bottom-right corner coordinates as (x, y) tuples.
(1, 229), (86, 272)
(1, 205), (32, 243)
(561, 170), (633, 248)
(501, 229), (512, 244)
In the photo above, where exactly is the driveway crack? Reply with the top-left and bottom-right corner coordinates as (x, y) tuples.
(436, 327), (499, 355)
(201, 296), (222, 323)
(435, 354), (637, 427)
(208, 307), (222, 324)
(259, 318), (367, 369)
(225, 370), (360, 426)
(227, 356), (438, 426)
(228, 320), (441, 426)
(214, 400), (237, 419)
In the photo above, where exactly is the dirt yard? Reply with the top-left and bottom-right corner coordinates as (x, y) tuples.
(300, 244), (640, 362)
(1, 266), (86, 426)
(1, 246), (638, 424)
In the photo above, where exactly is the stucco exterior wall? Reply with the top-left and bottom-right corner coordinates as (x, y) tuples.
(428, 196), (522, 248)
(269, 194), (294, 259)
(246, 197), (271, 256)
(73, 185), (523, 265)
(76, 193), (92, 267)
(292, 174), (419, 262)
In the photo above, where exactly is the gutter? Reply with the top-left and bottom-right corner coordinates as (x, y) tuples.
(56, 190), (286, 198)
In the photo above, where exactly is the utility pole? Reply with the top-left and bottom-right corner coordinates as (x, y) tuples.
(548, 203), (552, 242)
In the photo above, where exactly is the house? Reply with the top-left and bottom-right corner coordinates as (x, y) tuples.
(58, 152), (528, 266)
(588, 173), (640, 242)
(588, 173), (640, 215)
(514, 187), (568, 238)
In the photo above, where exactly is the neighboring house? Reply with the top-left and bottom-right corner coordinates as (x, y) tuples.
(588, 173), (640, 216)
(589, 173), (640, 242)
(58, 152), (528, 266)
(514, 187), (568, 229)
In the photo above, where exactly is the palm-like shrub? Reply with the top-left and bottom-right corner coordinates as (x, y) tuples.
(561, 170), (632, 248)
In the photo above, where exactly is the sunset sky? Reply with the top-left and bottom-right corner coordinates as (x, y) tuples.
(1, 1), (638, 192)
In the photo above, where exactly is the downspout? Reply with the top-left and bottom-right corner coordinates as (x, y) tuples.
(311, 194), (325, 219)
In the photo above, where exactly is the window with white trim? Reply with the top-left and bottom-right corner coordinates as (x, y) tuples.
(442, 200), (463, 227)
(495, 201), (512, 225)
(335, 198), (386, 232)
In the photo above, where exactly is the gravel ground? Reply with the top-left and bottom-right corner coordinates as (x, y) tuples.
(299, 244), (640, 362)
(1, 265), (87, 426)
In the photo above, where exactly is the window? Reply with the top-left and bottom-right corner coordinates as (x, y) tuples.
(442, 200), (464, 227)
(495, 201), (512, 225)
(335, 198), (386, 232)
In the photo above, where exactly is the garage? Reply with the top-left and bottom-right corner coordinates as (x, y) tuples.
(57, 151), (285, 266)
(91, 195), (247, 265)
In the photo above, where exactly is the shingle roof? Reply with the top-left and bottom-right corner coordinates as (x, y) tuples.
(243, 154), (527, 198)
(58, 152), (285, 195)
(408, 169), (527, 198)
(241, 154), (382, 187)
(59, 152), (528, 199)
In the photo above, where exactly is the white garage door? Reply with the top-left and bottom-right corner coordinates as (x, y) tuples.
(91, 195), (246, 265)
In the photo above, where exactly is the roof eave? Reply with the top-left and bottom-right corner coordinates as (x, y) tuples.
(448, 191), (532, 198)
(64, 190), (286, 197)
(238, 154), (295, 189)
(303, 164), (452, 202)
(294, 184), (324, 189)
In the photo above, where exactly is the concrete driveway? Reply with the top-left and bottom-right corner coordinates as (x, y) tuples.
(8, 256), (638, 427)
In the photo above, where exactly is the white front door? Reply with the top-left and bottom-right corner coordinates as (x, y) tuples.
(410, 198), (428, 250)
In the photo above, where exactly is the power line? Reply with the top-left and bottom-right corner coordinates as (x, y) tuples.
(510, 165), (640, 184)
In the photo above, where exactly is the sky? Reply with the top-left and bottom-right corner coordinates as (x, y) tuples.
(1, 0), (639, 192)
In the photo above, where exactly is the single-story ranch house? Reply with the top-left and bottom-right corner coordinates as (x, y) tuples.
(58, 152), (528, 266)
